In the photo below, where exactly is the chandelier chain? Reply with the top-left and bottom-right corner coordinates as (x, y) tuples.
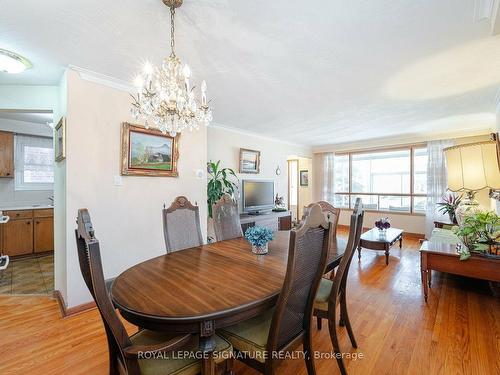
(170, 6), (176, 57)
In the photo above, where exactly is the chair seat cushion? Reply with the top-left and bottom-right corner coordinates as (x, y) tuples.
(217, 309), (274, 363)
(130, 330), (232, 375)
(314, 277), (333, 311)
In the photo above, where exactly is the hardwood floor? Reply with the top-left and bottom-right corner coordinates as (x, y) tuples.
(0, 232), (498, 375)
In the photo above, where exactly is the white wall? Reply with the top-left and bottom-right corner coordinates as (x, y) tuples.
(0, 85), (59, 110)
(207, 125), (312, 213)
(63, 69), (208, 307)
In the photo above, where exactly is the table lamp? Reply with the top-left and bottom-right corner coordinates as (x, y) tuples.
(444, 140), (500, 224)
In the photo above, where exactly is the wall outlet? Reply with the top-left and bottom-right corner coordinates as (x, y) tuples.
(114, 175), (124, 186)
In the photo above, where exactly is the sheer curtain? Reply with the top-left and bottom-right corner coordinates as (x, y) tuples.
(426, 140), (454, 237)
(322, 153), (335, 203)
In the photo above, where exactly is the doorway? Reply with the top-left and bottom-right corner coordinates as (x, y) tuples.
(288, 159), (299, 222)
(0, 110), (55, 295)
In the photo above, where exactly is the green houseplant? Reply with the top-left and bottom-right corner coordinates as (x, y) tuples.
(207, 160), (238, 218)
(453, 211), (500, 260)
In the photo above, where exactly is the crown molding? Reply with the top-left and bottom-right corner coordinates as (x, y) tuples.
(68, 65), (133, 92)
(208, 122), (310, 149)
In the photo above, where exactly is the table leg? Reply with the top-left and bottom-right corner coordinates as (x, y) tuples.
(421, 270), (428, 302)
(357, 245), (362, 261)
(199, 321), (216, 375)
(385, 249), (389, 265)
(399, 235), (403, 248)
(427, 270), (432, 288)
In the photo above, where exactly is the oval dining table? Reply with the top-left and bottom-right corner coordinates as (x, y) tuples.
(111, 231), (346, 375)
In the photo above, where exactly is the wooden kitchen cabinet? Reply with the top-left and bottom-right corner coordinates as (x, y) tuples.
(1, 208), (54, 257)
(2, 219), (33, 256)
(0, 131), (14, 178)
(34, 217), (54, 253)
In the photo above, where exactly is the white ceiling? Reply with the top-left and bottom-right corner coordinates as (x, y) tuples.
(0, 110), (53, 124)
(0, 0), (499, 146)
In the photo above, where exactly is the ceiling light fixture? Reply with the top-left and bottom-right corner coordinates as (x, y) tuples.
(130, 0), (212, 136)
(0, 49), (32, 74)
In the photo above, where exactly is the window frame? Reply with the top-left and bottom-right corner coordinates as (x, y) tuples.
(333, 144), (427, 215)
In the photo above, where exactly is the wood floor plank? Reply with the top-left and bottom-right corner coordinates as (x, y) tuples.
(0, 230), (498, 375)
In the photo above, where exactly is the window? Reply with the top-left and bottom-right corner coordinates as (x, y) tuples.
(15, 135), (54, 191)
(333, 146), (427, 214)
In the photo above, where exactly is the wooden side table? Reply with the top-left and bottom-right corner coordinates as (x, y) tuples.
(358, 227), (404, 265)
(420, 241), (500, 302)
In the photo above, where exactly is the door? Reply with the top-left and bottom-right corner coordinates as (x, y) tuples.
(34, 217), (54, 253)
(2, 219), (33, 256)
(288, 160), (299, 222)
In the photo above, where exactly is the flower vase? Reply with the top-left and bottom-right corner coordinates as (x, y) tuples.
(252, 243), (269, 255)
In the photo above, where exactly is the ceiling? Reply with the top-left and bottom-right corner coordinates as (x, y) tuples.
(0, 110), (53, 124)
(0, 0), (499, 146)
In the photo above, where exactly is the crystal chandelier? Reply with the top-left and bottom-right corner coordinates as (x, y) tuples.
(130, 0), (212, 136)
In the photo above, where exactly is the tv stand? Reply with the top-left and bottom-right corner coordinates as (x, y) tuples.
(240, 210), (292, 233)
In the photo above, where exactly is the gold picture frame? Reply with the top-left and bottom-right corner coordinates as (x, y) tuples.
(120, 122), (180, 177)
(54, 117), (66, 162)
(239, 148), (260, 174)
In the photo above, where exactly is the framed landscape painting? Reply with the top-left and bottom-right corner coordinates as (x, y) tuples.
(54, 117), (66, 162)
(239, 148), (260, 174)
(121, 123), (179, 177)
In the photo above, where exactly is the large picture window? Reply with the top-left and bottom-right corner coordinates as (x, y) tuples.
(333, 146), (427, 214)
(14, 135), (54, 191)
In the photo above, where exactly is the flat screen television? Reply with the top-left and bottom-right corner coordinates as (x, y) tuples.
(242, 180), (275, 214)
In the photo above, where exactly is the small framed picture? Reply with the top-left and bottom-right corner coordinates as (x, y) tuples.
(54, 117), (66, 162)
(239, 148), (260, 174)
(300, 170), (309, 186)
(121, 122), (180, 177)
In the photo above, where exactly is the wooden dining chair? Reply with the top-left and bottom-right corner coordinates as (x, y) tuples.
(162, 196), (203, 253)
(75, 209), (233, 375)
(212, 193), (243, 241)
(217, 204), (330, 375)
(313, 198), (364, 375)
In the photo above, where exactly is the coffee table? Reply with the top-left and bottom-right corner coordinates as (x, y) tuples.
(358, 227), (403, 265)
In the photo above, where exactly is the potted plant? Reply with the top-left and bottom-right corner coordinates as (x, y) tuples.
(244, 226), (274, 255)
(453, 211), (500, 260)
(437, 193), (462, 224)
(207, 160), (238, 218)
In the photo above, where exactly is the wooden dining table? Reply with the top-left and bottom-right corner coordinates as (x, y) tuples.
(111, 231), (346, 374)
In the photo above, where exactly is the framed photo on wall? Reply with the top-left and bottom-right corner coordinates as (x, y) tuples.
(121, 122), (179, 177)
(54, 117), (66, 162)
(300, 170), (309, 186)
(239, 148), (260, 174)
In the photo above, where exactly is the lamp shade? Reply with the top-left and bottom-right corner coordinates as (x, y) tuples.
(444, 141), (500, 191)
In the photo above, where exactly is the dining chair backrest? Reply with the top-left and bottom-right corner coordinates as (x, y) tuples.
(212, 193), (243, 241)
(268, 204), (330, 350)
(162, 196), (203, 253)
(303, 201), (341, 238)
(75, 209), (138, 373)
(330, 198), (364, 304)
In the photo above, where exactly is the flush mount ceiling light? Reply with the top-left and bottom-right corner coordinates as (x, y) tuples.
(0, 49), (32, 74)
(130, 0), (212, 136)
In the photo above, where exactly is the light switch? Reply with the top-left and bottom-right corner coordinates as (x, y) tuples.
(114, 175), (124, 186)
(195, 169), (204, 179)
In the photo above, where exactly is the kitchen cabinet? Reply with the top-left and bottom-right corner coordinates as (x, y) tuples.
(2, 218), (33, 256)
(1, 208), (54, 257)
(0, 131), (14, 178)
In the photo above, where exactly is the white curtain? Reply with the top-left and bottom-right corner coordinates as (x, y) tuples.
(426, 139), (454, 237)
(322, 153), (335, 203)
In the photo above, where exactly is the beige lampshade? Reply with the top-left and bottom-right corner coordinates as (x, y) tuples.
(444, 141), (500, 191)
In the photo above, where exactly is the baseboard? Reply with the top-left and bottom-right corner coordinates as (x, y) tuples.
(53, 290), (96, 317)
(338, 224), (425, 239)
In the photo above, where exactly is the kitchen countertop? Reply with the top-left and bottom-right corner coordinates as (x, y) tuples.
(0, 205), (54, 211)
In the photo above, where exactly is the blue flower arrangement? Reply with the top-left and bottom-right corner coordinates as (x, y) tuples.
(245, 226), (274, 247)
